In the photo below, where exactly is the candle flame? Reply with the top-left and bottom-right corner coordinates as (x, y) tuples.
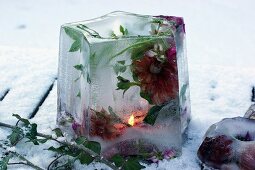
(128, 114), (135, 126)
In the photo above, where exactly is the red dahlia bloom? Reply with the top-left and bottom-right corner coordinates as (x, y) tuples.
(132, 52), (178, 105)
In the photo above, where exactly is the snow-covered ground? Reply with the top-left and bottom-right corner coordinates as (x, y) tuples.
(0, 0), (255, 169)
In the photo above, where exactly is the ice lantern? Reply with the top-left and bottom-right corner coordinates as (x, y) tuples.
(57, 11), (191, 158)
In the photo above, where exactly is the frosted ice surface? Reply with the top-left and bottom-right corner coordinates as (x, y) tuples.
(58, 11), (190, 158)
(198, 117), (255, 169)
(244, 104), (255, 119)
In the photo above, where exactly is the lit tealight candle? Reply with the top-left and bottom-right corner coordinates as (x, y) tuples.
(128, 114), (135, 126)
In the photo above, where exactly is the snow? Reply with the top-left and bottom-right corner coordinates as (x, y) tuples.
(0, 46), (57, 124)
(0, 0), (255, 169)
(146, 65), (255, 169)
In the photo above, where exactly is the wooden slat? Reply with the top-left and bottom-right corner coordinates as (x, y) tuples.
(0, 46), (57, 124)
(29, 78), (57, 118)
(0, 89), (10, 101)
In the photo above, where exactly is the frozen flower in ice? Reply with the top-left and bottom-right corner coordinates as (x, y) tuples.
(72, 121), (81, 131)
(145, 50), (157, 58)
(197, 135), (234, 168)
(148, 155), (159, 164)
(144, 43), (168, 63)
(150, 21), (173, 36)
(166, 47), (176, 62)
(155, 15), (185, 33)
(165, 46), (178, 72)
(163, 149), (175, 159)
(147, 149), (176, 164)
(132, 52), (178, 105)
(72, 121), (82, 136)
(90, 108), (126, 140)
(150, 16), (176, 36)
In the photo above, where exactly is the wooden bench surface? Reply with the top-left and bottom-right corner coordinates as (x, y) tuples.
(1, 46), (255, 169)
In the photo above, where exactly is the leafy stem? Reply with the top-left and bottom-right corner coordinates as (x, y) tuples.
(0, 143), (44, 170)
(0, 118), (118, 170)
(116, 76), (141, 96)
(64, 27), (82, 52)
(108, 38), (156, 63)
(0, 114), (146, 170)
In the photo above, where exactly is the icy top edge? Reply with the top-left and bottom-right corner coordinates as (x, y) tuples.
(61, 11), (185, 42)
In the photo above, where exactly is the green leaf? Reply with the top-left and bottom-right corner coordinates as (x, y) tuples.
(123, 157), (145, 170)
(130, 39), (154, 61)
(69, 40), (81, 52)
(151, 18), (164, 24)
(116, 76), (139, 95)
(111, 156), (145, 170)
(30, 123), (37, 137)
(143, 105), (163, 125)
(64, 27), (79, 40)
(117, 76), (130, 86)
(7, 126), (23, 145)
(108, 106), (115, 116)
(108, 106), (121, 122)
(108, 38), (155, 63)
(48, 146), (78, 157)
(86, 73), (91, 84)
(0, 154), (12, 170)
(130, 38), (169, 61)
(90, 52), (96, 60)
(64, 27), (82, 52)
(37, 138), (48, 144)
(48, 146), (65, 153)
(119, 25), (128, 36)
(25, 137), (48, 144)
(124, 29), (128, 35)
(74, 76), (81, 82)
(75, 136), (87, 145)
(73, 64), (84, 71)
(76, 91), (81, 98)
(12, 114), (30, 126)
(77, 24), (102, 38)
(84, 141), (101, 154)
(117, 60), (125, 65)
(25, 123), (39, 145)
(77, 152), (94, 165)
(75, 137), (101, 155)
(111, 155), (124, 167)
(119, 25), (125, 35)
(140, 91), (153, 104)
(72, 139), (101, 156)
(120, 25), (124, 34)
(132, 73), (139, 82)
(52, 128), (64, 137)
(180, 84), (188, 102)
(113, 62), (127, 75)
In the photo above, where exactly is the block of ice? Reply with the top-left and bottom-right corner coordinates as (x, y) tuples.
(244, 104), (255, 119)
(197, 117), (255, 169)
(57, 11), (191, 159)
